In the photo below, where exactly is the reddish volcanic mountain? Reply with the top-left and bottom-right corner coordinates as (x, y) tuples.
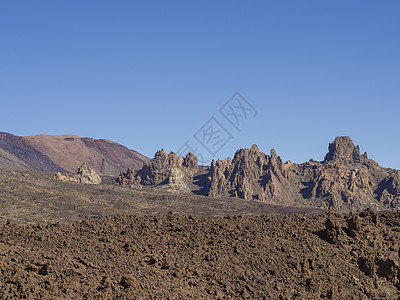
(0, 132), (148, 176)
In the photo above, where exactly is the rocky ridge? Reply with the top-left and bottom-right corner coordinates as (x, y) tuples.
(207, 136), (399, 211)
(119, 137), (400, 212)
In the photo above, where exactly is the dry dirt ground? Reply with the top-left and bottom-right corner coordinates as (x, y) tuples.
(0, 211), (399, 299)
(0, 170), (321, 225)
(0, 170), (400, 299)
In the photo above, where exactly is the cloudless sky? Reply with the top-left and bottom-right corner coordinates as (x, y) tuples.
(1, 1), (399, 168)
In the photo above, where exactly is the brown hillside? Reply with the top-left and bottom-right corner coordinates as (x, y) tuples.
(0, 133), (148, 176)
(0, 133), (64, 172)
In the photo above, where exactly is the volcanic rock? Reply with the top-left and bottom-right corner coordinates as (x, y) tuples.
(1, 211), (400, 298)
(378, 170), (400, 209)
(323, 217), (341, 244)
(324, 136), (367, 163)
(117, 150), (198, 189)
(55, 163), (101, 184)
(207, 145), (293, 203)
(205, 136), (396, 212)
(0, 132), (148, 176)
(116, 168), (136, 187)
(116, 136), (400, 212)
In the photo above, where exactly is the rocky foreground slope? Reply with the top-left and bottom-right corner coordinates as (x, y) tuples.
(0, 210), (399, 299)
(118, 137), (400, 212)
(0, 132), (148, 176)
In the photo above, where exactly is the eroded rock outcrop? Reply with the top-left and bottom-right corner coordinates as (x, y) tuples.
(377, 170), (400, 209)
(117, 150), (198, 191)
(206, 136), (397, 212)
(324, 136), (368, 163)
(55, 162), (101, 184)
(207, 145), (294, 203)
(297, 137), (389, 210)
(116, 136), (400, 212)
(300, 162), (376, 210)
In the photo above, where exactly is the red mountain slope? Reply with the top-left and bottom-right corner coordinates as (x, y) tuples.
(0, 132), (148, 176)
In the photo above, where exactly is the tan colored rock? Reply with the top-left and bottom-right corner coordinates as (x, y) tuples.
(205, 137), (397, 212)
(324, 136), (366, 163)
(207, 145), (293, 203)
(54, 162), (101, 184)
(164, 167), (192, 193)
(117, 150), (198, 188)
(117, 136), (400, 213)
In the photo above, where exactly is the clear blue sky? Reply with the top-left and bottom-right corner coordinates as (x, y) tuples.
(1, 1), (399, 168)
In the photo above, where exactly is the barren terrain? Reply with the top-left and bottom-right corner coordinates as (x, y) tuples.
(1, 138), (400, 299)
(0, 132), (148, 176)
(1, 210), (399, 299)
(0, 169), (321, 226)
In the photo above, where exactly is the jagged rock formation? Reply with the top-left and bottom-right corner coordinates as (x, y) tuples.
(377, 170), (400, 209)
(207, 136), (398, 211)
(55, 163), (101, 184)
(324, 136), (369, 163)
(207, 145), (295, 204)
(118, 136), (400, 212)
(165, 167), (193, 193)
(117, 168), (136, 187)
(298, 137), (396, 211)
(300, 161), (377, 210)
(117, 150), (198, 192)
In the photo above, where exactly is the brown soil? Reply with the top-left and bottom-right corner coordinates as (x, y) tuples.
(1, 169), (399, 299)
(24, 135), (148, 176)
(0, 211), (399, 299)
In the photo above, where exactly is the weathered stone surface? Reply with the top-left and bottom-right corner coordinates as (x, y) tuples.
(117, 150), (198, 189)
(324, 136), (367, 163)
(378, 170), (400, 209)
(302, 163), (376, 210)
(386, 171), (400, 195)
(165, 167), (193, 193)
(323, 217), (341, 244)
(55, 162), (101, 184)
(205, 136), (397, 212)
(116, 136), (400, 212)
(207, 145), (293, 203)
(116, 168), (136, 187)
